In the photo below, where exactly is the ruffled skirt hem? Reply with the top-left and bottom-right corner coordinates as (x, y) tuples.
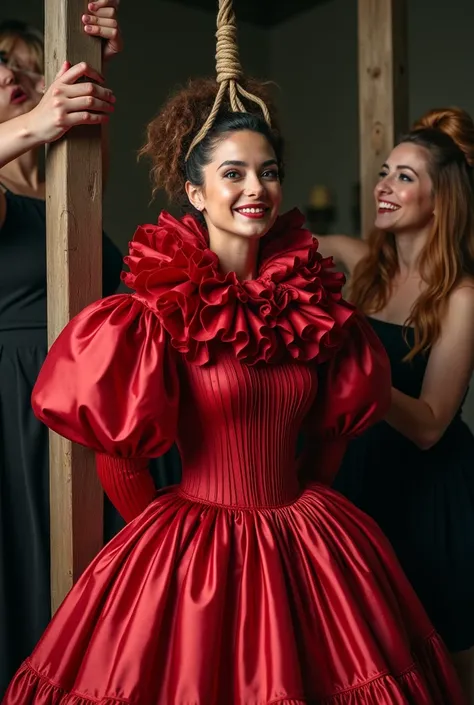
(4, 632), (465, 705)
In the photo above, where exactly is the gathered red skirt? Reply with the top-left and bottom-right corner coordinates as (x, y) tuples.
(3, 485), (466, 704)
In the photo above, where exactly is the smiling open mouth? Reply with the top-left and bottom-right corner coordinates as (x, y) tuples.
(234, 206), (269, 218)
(378, 201), (400, 212)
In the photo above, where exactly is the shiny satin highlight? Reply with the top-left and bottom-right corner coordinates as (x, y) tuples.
(3, 211), (465, 704)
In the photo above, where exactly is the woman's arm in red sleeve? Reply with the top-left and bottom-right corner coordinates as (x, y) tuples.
(31, 295), (179, 458)
(31, 295), (179, 521)
(96, 454), (156, 523)
(300, 313), (391, 486)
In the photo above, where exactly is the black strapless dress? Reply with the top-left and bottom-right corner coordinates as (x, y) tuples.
(334, 317), (474, 652)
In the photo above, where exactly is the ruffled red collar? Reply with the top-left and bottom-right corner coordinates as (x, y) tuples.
(122, 209), (354, 366)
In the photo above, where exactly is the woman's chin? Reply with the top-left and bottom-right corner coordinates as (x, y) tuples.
(232, 214), (277, 239)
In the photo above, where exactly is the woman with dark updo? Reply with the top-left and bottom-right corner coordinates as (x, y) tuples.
(3, 7), (467, 704)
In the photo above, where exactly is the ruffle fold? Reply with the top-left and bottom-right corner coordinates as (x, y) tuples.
(8, 632), (463, 704)
(122, 209), (354, 366)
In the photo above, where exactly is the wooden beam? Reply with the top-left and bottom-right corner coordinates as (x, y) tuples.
(358, 0), (408, 236)
(45, 0), (103, 612)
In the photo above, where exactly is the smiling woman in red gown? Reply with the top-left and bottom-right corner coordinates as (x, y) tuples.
(2, 5), (466, 702)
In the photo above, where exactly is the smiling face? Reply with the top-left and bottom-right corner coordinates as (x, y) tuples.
(186, 129), (282, 243)
(374, 142), (435, 234)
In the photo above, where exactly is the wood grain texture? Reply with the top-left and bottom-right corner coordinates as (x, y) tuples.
(358, 0), (408, 236)
(45, 0), (103, 612)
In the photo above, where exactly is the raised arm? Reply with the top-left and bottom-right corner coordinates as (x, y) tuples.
(0, 61), (114, 172)
(0, 0), (121, 203)
(0, 61), (114, 229)
(385, 284), (474, 449)
(314, 234), (368, 275)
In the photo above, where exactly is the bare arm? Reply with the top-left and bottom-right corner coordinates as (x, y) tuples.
(0, 3), (120, 180)
(0, 112), (47, 171)
(385, 284), (474, 449)
(314, 234), (368, 275)
(0, 2), (121, 226)
(0, 0), (122, 171)
(0, 63), (113, 229)
(0, 62), (114, 171)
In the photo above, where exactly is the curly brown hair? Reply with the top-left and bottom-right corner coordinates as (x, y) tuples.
(139, 77), (282, 206)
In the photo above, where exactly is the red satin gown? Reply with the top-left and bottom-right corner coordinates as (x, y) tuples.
(3, 210), (465, 704)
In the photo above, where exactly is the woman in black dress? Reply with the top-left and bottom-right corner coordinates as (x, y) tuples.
(318, 107), (474, 701)
(0, 5), (123, 695)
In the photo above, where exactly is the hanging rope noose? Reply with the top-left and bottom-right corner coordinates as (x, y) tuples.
(185, 0), (272, 159)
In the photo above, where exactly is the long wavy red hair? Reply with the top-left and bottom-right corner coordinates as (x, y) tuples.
(350, 107), (474, 360)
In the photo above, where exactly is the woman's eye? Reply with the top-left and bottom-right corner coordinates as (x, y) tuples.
(262, 169), (279, 180)
(399, 173), (413, 182)
(224, 171), (240, 179)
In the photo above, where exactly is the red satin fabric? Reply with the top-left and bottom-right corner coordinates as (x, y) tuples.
(31, 295), (179, 458)
(4, 212), (465, 704)
(299, 312), (392, 486)
(4, 490), (465, 704)
(121, 209), (354, 366)
(95, 455), (155, 522)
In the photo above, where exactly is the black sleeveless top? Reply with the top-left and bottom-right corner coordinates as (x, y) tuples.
(0, 188), (123, 332)
(334, 316), (474, 652)
(0, 186), (123, 694)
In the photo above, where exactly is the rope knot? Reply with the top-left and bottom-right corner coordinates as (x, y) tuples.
(215, 11), (242, 83)
(185, 0), (272, 160)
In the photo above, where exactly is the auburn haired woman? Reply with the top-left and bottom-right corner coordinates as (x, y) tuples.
(321, 108), (474, 701)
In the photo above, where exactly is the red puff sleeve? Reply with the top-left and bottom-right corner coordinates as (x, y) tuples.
(32, 294), (180, 521)
(300, 313), (391, 486)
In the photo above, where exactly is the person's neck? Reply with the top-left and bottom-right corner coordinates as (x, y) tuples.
(0, 149), (43, 192)
(393, 225), (430, 278)
(207, 225), (260, 281)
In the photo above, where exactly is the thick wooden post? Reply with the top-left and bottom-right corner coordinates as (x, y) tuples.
(358, 0), (408, 236)
(45, 0), (103, 612)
